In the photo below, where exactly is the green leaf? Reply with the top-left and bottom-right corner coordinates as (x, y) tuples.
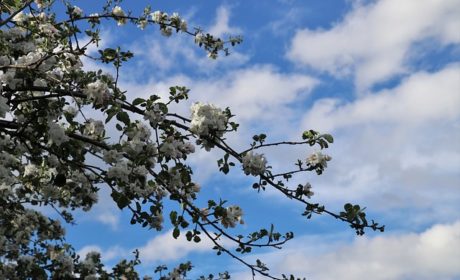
(186, 231), (193, 241)
(132, 98), (145, 106)
(105, 107), (118, 123)
(344, 203), (353, 211)
(116, 111), (130, 126)
(100, 48), (117, 62)
(172, 227), (180, 239)
(111, 191), (130, 209)
(170, 211), (178, 224)
(323, 134), (334, 143)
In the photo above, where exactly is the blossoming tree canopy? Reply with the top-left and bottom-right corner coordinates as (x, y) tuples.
(0, 1), (384, 279)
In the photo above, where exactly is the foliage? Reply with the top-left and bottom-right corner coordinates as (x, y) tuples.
(0, 1), (384, 279)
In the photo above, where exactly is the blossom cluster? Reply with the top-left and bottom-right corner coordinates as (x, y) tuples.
(221, 206), (244, 228)
(84, 119), (105, 139)
(167, 167), (200, 201)
(242, 151), (267, 176)
(151, 11), (187, 36)
(84, 80), (111, 107)
(306, 151), (332, 168)
(47, 121), (69, 146)
(112, 6), (127, 26)
(190, 102), (229, 150)
(301, 182), (314, 198)
(0, 14), (84, 92)
(143, 103), (165, 126)
(160, 136), (195, 159)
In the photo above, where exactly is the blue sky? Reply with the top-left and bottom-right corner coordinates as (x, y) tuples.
(59, 0), (460, 279)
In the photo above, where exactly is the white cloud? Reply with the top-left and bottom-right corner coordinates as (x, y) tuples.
(282, 221), (460, 280)
(288, 0), (460, 89)
(77, 245), (126, 263)
(294, 65), (460, 224)
(77, 229), (232, 265)
(301, 64), (460, 131)
(130, 30), (249, 76)
(76, 187), (121, 230)
(208, 6), (242, 37)
(232, 221), (460, 279)
(137, 229), (226, 263)
(94, 211), (119, 230)
(187, 65), (318, 125)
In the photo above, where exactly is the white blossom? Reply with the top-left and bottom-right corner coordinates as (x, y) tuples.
(16, 51), (43, 66)
(190, 102), (228, 150)
(137, 19), (148, 30)
(159, 137), (195, 159)
(207, 52), (218, 59)
(170, 12), (180, 21)
(103, 149), (123, 164)
(12, 12), (27, 24)
(23, 164), (39, 177)
(72, 6), (83, 18)
(190, 103), (229, 151)
(126, 122), (151, 142)
(302, 182), (314, 198)
(112, 6), (126, 25)
(160, 141), (179, 158)
(48, 122), (69, 146)
(307, 151), (332, 168)
(112, 6), (125, 17)
(221, 206), (244, 228)
(82, 251), (99, 273)
(143, 103), (164, 126)
(180, 20), (187, 32)
(168, 268), (184, 280)
(195, 32), (205, 44)
(242, 151), (267, 176)
(84, 119), (105, 138)
(38, 23), (59, 36)
(64, 106), (78, 117)
(59, 53), (82, 72)
(133, 165), (148, 177)
(107, 160), (130, 183)
(150, 11), (162, 23)
(55, 253), (74, 276)
(0, 96), (9, 118)
(84, 80), (111, 106)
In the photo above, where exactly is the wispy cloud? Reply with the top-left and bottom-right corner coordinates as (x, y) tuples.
(301, 64), (460, 131)
(231, 221), (460, 279)
(294, 64), (460, 227)
(287, 0), (460, 89)
(208, 6), (242, 37)
(77, 229), (234, 265)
